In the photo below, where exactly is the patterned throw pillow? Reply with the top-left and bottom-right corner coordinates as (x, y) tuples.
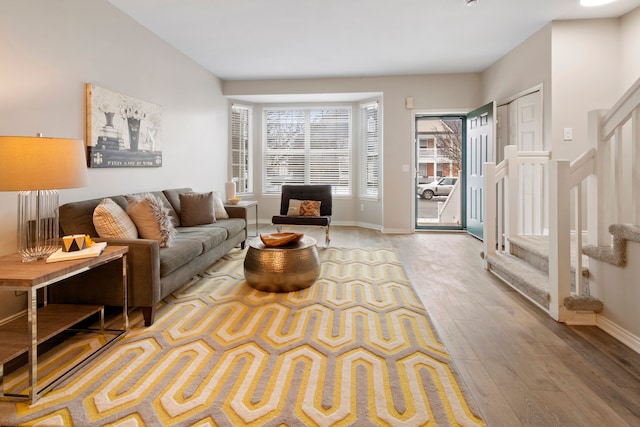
(93, 198), (138, 239)
(126, 193), (176, 247)
(180, 192), (215, 226)
(299, 200), (321, 216)
(287, 199), (321, 216)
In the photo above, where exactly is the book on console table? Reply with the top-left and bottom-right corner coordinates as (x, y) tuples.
(46, 242), (108, 263)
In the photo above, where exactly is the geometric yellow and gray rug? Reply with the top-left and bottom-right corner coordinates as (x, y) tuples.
(1, 247), (485, 426)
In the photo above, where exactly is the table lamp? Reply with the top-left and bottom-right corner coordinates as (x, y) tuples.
(0, 135), (88, 262)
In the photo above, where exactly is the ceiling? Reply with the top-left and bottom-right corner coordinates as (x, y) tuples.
(107, 0), (640, 81)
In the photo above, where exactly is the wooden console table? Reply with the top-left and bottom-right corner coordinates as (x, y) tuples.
(0, 245), (128, 403)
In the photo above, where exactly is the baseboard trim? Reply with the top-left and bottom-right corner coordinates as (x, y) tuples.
(597, 315), (640, 354)
(382, 227), (412, 234)
(561, 308), (598, 326)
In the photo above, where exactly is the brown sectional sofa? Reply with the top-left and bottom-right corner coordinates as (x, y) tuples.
(52, 187), (247, 326)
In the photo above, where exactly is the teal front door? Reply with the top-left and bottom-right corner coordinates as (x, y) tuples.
(465, 102), (494, 240)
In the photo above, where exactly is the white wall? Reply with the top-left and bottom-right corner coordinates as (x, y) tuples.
(223, 74), (482, 233)
(620, 6), (640, 89)
(482, 24), (553, 153)
(551, 18), (621, 162)
(592, 7), (640, 348)
(0, 0), (228, 320)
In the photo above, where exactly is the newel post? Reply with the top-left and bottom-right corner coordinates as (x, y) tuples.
(548, 159), (572, 321)
(484, 162), (496, 269)
(505, 145), (519, 247)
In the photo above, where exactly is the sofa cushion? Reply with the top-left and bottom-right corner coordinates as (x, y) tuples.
(176, 226), (227, 252)
(179, 192), (215, 226)
(93, 198), (138, 239)
(60, 195), (129, 237)
(162, 188), (192, 226)
(158, 238), (203, 277)
(127, 193), (177, 248)
(208, 218), (246, 240)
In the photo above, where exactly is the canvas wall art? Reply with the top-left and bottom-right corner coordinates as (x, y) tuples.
(86, 83), (162, 168)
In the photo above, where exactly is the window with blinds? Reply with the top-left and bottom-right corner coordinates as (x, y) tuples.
(231, 104), (252, 194)
(360, 101), (380, 199)
(262, 107), (352, 195)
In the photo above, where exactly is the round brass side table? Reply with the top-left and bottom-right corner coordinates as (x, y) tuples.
(244, 235), (320, 292)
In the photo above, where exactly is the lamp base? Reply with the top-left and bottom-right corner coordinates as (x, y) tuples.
(17, 190), (60, 262)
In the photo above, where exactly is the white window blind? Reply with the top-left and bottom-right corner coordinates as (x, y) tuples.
(360, 101), (380, 199)
(262, 107), (352, 195)
(231, 104), (252, 194)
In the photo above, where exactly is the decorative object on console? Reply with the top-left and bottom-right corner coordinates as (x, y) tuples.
(86, 83), (162, 168)
(62, 234), (88, 252)
(46, 241), (107, 263)
(225, 180), (236, 200)
(0, 135), (88, 262)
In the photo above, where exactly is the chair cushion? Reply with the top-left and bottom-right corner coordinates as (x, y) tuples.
(272, 215), (331, 227)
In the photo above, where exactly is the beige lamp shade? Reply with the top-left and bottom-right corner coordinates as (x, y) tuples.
(0, 136), (88, 191)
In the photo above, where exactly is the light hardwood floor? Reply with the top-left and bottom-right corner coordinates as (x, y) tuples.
(266, 225), (640, 427)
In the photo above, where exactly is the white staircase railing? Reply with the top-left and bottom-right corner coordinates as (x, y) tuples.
(553, 76), (640, 321)
(484, 146), (550, 261)
(484, 76), (640, 323)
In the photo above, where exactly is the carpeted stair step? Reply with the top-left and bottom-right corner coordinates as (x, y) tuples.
(564, 295), (604, 313)
(508, 234), (591, 295)
(583, 223), (640, 267)
(508, 235), (549, 272)
(485, 252), (550, 309)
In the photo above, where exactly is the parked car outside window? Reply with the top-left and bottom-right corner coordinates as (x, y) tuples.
(417, 177), (458, 200)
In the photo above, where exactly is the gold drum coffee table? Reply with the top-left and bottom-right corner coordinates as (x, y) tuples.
(244, 235), (320, 292)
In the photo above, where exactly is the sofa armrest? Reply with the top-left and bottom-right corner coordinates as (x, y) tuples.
(94, 238), (162, 307)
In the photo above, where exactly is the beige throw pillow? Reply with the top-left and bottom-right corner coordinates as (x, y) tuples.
(180, 192), (215, 226)
(212, 191), (229, 219)
(126, 193), (176, 247)
(93, 198), (138, 239)
(287, 199), (302, 216)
